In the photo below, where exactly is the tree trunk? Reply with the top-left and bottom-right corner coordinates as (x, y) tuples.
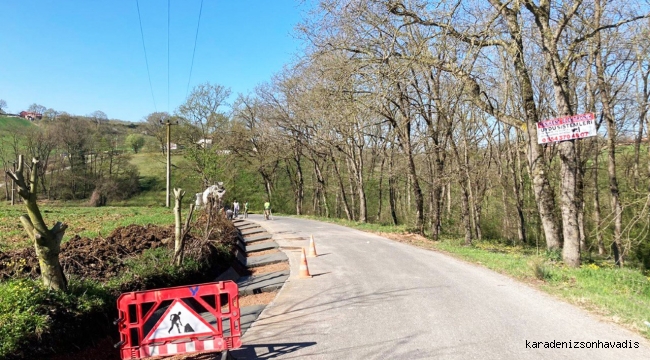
(293, 147), (304, 215)
(505, 129), (526, 244)
(388, 150), (398, 225)
(352, 145), (367, 223)
(593, 152), (605, 255)
(260, 171), (273, 204)
(498, 5), (562, 251)
(558, 138), (581, 267)
(173, 188), (184, 266)
(376, 156), (385, 221)
(332, 153), (352, 221)
(8, 155), (68, 291)
(595, 20), (624, 266)
(313, 160), (329, 218)
(460, 180), (473, 246)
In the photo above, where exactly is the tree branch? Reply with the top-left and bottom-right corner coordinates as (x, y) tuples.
(388, 2), (509, 48)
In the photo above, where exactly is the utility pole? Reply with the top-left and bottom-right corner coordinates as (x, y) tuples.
(162, 117), (178, 207)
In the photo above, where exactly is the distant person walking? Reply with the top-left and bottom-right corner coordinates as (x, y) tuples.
(233, 200), (240, 218)
(264, 201), (271, 220)
(244, 201), (249, 219)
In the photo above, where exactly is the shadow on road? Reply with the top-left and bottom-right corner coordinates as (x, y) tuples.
(230, 341), (317, 359)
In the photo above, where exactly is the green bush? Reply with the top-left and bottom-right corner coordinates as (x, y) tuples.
(0, 279), (50, 357)
(0, 278), (112, 358)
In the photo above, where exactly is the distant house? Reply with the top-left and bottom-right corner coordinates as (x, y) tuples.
(19, 111), (43, 121)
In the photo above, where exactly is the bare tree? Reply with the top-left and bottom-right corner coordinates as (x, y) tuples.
(43, 108), (59, 121)
(89, 110), (108, 126)
(28, 103), (46, 115)
(178, 82), (232, 187)
(142, 111), (170, 155)
(7, 155), (68, 291)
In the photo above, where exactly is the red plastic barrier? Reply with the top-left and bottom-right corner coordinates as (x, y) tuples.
(115, 281), (241, 359)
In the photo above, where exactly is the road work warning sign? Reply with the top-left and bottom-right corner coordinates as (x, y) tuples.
(537, 113), (596, 144)
(145, 300), (214, 341)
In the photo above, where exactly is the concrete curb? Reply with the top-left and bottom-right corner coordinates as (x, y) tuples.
(238, 270), (290, 296)
(226, 221), (290, 336)
(242, 233), (272, 244)
(240, 227), (265, 236)
(246, 241), (279, 253)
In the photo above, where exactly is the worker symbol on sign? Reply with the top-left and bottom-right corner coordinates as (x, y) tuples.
(169, 312), (181, 333)
(168, 311), (196, 334)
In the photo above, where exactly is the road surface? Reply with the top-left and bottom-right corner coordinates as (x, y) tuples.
(231, 215), (649, 360)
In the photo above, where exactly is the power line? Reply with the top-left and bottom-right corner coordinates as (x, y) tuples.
(136, 0), (157, 111)
(186, 0), (204, 99)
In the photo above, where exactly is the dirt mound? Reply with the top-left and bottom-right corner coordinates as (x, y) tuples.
(0, 247), (39, 279)
(61, 224), (175, 280)
(0, 224), (176, 281)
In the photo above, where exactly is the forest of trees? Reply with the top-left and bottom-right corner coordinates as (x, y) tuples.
(3, 1), (650, 271)
(224, 0), (650, 269)
(1, 114), (140, 205)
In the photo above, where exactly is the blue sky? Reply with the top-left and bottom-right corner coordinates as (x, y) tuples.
(0, 0), (309, 122)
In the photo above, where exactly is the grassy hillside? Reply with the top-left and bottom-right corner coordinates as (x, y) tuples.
(117, 152), (203, 206)
(0, 116), (33, 130)
(0, 116), (35, 155)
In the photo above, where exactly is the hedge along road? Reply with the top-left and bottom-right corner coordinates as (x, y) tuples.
(231, 215), (649, 360)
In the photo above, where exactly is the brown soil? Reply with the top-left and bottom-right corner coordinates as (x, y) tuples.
(239, 290), (277, 307)
(377, 231), (432, 247)
(0, 224), (175, 281)
(249, 262), (289, 275)
(245, 249), (279, 257)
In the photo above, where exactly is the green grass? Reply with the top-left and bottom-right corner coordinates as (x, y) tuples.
(0, 203), (176, 250)
(0, 116), (33, 130)
(129, 152), (179, 178)
(119, 152), (202, 207)
(299, 215), (650, 339)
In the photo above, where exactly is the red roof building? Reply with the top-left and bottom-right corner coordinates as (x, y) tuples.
(19, 111), (43, 120)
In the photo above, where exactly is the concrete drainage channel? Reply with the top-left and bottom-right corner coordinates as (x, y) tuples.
(215, 218), (290, 335)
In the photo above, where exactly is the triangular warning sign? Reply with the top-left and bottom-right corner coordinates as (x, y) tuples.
(145, 300), (214, 341)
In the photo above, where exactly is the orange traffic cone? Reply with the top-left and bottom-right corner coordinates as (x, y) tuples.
(299, 248), (311, 278)
(307, 234), (318, 258)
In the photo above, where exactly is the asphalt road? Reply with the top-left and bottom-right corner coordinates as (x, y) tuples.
(231, 215), (649, 360)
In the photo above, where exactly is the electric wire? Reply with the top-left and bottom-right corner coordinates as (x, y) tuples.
(136, 0), (157, 111)
(185, 0), (204, 99)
